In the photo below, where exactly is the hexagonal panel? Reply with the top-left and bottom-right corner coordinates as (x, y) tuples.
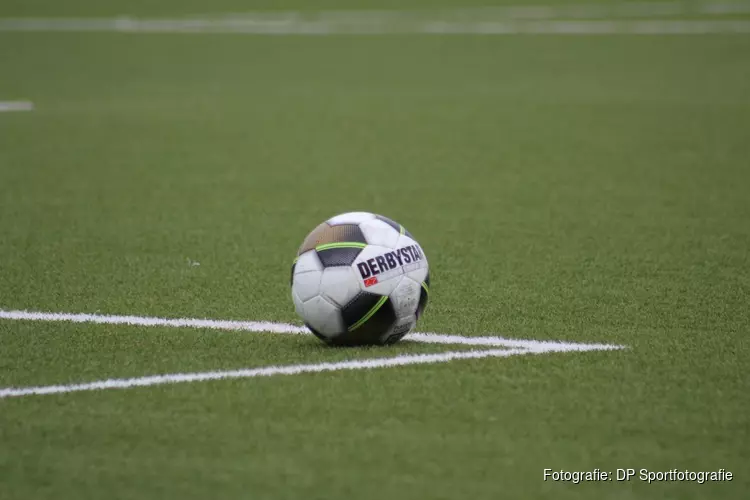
(404, 264), (428, 285)
(389, 276), (421, 319)
(292, 270), (322, 302)
(327, 212), (376, 225)
(359, 218), (400, 249)
(352, 244), (403, 296)
(295, 250), (323, 274)
(396, 233), (429, 284)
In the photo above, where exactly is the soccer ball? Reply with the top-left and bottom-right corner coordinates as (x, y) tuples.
(290, 212), (430, 346)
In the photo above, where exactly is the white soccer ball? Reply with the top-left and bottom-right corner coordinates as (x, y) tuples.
(291, 212), (430, 346)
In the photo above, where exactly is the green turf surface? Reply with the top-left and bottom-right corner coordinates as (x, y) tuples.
(1, 2), (749, 498)
(0, 321), (486, 387)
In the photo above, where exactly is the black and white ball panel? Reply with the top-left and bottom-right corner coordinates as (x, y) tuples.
(320, 267), (360, 308)
(327, 212), (376, 225)
(416, 271), (430, 320)
(291, 250), (324, 302)
(375, 214), (414, 239)
(351, 244), (403, 296)
(295, 249), (323, 274)
(359, 218), (401, 248)
(336, 292), (398, 346)
(316, 246), (363, 267)
(300, 295), (344, 336)
(298, 222), (367, 255)
(389, 277), (422, 319)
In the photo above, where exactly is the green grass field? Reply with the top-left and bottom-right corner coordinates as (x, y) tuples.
(1, 1), (749, 499)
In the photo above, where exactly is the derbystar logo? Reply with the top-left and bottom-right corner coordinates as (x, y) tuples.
(356, 244), (425, 287)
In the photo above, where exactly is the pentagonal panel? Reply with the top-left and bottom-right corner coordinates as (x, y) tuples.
(295, 250), (323, 274)
(382, 316), (416, 345)
(316, 246), (364, 267)
(320, 266), (361, 308)
(298, 223), (366, 255)
(327, 212), (376, 225)
(292, 270), (322, 302)
(416, 273), (430, 320)
(359, 218), (401, 249)
(335, 292), (397, 346)
(303, 295), (344, 337)
(390, 276), (421, 319)
(341, 291), (383, 330)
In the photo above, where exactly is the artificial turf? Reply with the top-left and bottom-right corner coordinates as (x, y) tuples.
(1, 1), (749, 498)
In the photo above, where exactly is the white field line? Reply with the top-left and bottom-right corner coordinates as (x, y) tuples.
(0, 101), (34, 112)
(0, 309), (624, 398)
(407, 332), (622, 353)
(0, 348), (527, 399)
(0, 309), (624, 352)
(4, 2), (750, 36)
(211, 1), (750, 21)
(467, 1), (750, 18)
(0, 309), (307, 334)
(2, 1), (750, 35)
(1, 16), (750, 35)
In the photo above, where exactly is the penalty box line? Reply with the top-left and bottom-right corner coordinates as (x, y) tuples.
(0, 348), (528, 399)
(0, 309), (625, 352)
(0, 308), (625, 398)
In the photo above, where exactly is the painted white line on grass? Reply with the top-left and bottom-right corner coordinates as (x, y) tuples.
(0, 101), (34, 112)
(202, 2), (750, 21)
(3, 1), (750, 37)
(1, 17), (750, 35)
(0, 348), (526, 398)
(0, 309), (625, 351)
(407, 332), (623, 352)
(0, 309), (308, 334)
(461, 1), (750, 19)
(0, 309), (625, 398)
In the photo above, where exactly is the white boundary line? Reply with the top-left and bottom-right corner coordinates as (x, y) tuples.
(0, 309), (624, 398)
(0, 309), (623, 351)
(0, 309), (308, 334)
(0, 101), (34, 112)
(3, 3), (750, 35)
(0, 18), (748, 35)
(0, 348), (526, 398)
(201, 2), (750, 21)
(2, 1), (750, 35)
